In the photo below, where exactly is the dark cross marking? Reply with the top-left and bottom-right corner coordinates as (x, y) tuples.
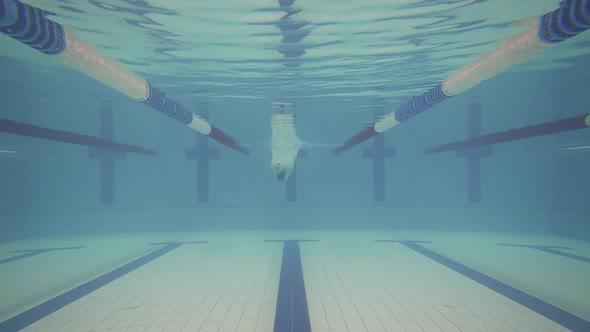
(265, 240), (317, 332)
(0, 241), (206, 332)
(498, 244), (590, 264)
(375, 240), (590, 331)
(185, 102), (220, 203)
(286, 149), (308, 202)
(88, 100), (126, 205)
(456, 103), (493, 203)
(0, 246), (85, 265)
(363, 97), (396, 202)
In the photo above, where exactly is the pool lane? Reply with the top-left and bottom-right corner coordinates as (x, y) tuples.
(417, 233), (590, 322)
(13, 239), (281, 332)
(302, 237), (575, 332)
(376, 240), (590, 331)
(0, 242), (206, 332)
(0, 235), (170, 323)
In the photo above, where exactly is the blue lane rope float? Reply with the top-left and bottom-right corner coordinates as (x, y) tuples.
(142, 84), (193, 125)
(539, 0), (590, 43)
(0, 0), (65, 55)
(394, 83), (450, 122)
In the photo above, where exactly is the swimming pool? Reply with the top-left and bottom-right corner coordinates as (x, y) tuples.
(1, 0), (589, 331)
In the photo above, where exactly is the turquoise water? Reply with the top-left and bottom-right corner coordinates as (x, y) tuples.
(1, 0), (590, 331)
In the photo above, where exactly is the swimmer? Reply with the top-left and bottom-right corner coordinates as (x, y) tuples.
(271, 101), (303, 181)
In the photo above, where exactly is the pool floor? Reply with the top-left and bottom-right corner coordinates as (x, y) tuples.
(0, 231), (589, 331)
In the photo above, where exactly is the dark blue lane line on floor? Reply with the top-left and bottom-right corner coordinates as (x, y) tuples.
(498, 243), (590, 264)
(376, 240), (590, 332)
(0, 241), (207, 332)
(0, 246), (86, 265)
(266, 239), (316, 332)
